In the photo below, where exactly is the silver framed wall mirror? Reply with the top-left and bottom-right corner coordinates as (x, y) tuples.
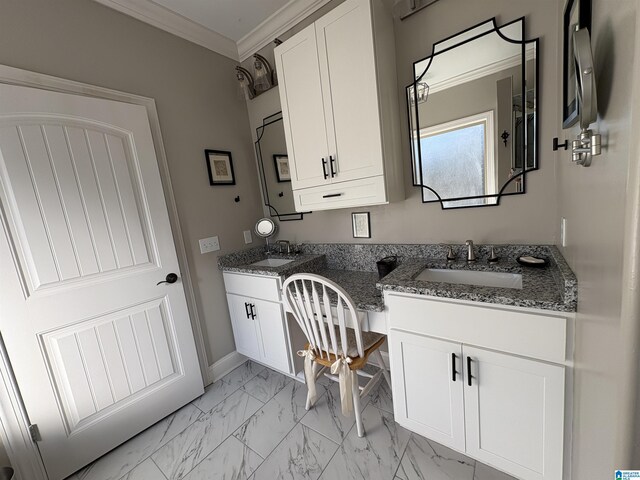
(255, 217), (277, 238)
(255, 112), (310, 220)
(407, 17), (539, 209)
(571, 27), (601, 166)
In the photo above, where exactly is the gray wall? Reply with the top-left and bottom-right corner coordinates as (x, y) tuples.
(555, 0), (639, 475)
(0, 0), (265, 370)
(249, 0), (560, 245)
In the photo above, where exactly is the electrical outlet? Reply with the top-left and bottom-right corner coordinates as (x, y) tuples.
(199, 236), (220, 254)
(560, 218), (567, 247)
(243, 230), (253, 244)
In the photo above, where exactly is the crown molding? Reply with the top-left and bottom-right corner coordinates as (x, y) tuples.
(237, 0), (333, 61)
(91, 0), (239, 60)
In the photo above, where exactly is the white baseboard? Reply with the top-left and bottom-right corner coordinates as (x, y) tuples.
(207, 351), (248, 384)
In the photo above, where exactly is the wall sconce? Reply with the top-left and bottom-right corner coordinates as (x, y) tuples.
(409, 82), (429, 105)
(235, 41), (280, 101)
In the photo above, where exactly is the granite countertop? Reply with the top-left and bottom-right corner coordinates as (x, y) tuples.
(217, 246), (325, 277)
(316, 268), (384, 312)
(377, 252), (577, 312)
(218, 244), (577, 313)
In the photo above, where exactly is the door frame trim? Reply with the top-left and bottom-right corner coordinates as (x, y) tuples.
(0, 63), (210, 480)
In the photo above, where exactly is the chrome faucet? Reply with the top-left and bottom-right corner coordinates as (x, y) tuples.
(276, 240), (291, 255)
(465, 240), (476, 262)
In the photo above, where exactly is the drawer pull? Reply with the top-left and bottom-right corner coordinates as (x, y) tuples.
(250, 304), (257, 319)
(322, 193), (343, 198)
(329, 155), (337, 177)
(322, 158), (329, 180)
(244, 302), (251, 319)
(451, 353), (457, 382)
(467, 356), (473, 386)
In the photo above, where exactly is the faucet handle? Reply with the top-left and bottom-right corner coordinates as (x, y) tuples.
(488, 246), (500, 263)
(446, 245), (457, 261)
(465, 239), (474, 246)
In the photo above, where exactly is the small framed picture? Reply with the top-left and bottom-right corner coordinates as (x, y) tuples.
(205, 149), (235, 185)
(273, 154), (291, 182)
(352, 212), (371, 238)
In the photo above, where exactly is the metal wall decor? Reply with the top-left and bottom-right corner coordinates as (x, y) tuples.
(407, 17), (539, 209)
(255, 112), (310, 221)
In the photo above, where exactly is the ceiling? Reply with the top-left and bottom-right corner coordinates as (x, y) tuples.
(151, 0), (290, 42)
(92, 0), (332, 61)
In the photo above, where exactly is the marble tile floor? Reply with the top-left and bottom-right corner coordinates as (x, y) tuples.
(66, 360), (517, 480)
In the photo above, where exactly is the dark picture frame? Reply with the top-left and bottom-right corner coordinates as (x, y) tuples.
(562, 0), (592, 128)
(205, 149), (235, 185)
(273, 154), (291, 182)
(352, 212), (371, 239)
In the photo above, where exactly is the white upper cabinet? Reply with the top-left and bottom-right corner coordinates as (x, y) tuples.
(275, 24), (330, 189)
(275, 0), (404, 211)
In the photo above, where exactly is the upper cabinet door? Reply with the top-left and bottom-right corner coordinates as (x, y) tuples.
(275, 24), (331, 189)
(463, 346), (565, 480)
(315, 0), (384, 183)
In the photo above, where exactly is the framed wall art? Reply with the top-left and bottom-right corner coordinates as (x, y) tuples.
(352, 212), (371, 239)
(273, 154), (291, 182)
(205, 149), (235, 185)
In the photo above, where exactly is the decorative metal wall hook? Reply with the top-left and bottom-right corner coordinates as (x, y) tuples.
(501, 130), (510, 147)
(552, 138), (568, 151)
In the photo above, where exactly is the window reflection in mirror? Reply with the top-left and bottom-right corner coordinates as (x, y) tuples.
(408, 18), (538, 209)
(255, 112), (309, 220)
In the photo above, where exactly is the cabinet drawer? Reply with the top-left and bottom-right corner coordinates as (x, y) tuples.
(293, 175), (387, 211)
(223, 272), (281, 302)
(385, 293), (567, 364)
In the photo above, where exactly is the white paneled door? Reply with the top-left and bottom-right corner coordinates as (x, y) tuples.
(0, 84), (203, 480)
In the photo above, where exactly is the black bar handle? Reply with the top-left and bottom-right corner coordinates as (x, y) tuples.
(451, 353), (457, 382)
(322, 193), (343, 198)
(329, 155), (337, 177)
(244, 302), (251, 319)
(322, 158), (329, 179)
(467, 356), (473, 386)
(250, 304), (257, 319)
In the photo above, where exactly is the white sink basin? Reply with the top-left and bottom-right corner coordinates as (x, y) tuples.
(251, 258), (294, 267)
(415, 268), (523, 290)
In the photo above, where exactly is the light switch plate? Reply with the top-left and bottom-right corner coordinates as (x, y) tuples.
(199, 236), (220, 254)
(243, 230), (253, 244)
(560, 218), (567, 247)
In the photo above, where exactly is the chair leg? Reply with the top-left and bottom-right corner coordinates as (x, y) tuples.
(305, 362), (321, 410)
(374, 350), (392, 389)
(352, 373), (364, 437)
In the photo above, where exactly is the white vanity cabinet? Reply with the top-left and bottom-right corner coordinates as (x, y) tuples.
(386, 292), (570, 480)
(274, 0), (403, 211)
(223, 272), (292, 374)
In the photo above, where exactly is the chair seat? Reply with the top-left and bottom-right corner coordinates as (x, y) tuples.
(306, 328), (386, 371)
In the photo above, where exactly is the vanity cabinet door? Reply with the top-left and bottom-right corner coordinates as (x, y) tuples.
(315, 0), (384, 184)
(275, 23), (331, 190)
(253, 299), (292, 374)
(463, 346), (565, 480)
(226, 293), (261, 360)
(388, 329), (465, 452)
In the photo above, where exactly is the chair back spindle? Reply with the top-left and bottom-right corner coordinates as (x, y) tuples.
(283, 274), (364, 359)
